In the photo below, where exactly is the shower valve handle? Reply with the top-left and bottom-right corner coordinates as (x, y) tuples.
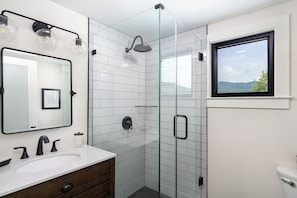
(122, 116), (133, 130)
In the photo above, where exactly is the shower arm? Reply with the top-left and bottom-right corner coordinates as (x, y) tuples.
(125, 35), (144, 52)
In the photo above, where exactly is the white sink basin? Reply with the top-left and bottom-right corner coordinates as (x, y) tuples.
(15, 153), (81, 173)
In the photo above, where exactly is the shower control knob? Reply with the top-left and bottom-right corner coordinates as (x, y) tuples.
(122, 116), (133, 130)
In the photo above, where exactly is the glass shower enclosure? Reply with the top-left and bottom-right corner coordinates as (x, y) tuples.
(89, 4), (207, 198)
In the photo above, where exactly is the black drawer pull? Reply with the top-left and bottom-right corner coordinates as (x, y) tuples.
(61, 183), (73, 192)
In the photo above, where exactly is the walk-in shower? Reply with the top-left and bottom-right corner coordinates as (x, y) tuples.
(89, 3), (207, 198)
(125, 35), (152, 53)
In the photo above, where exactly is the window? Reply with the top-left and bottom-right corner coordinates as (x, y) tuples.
(211, 31), (274, 97)
(161, 54), (192, 95)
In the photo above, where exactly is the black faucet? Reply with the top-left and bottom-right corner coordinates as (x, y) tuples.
(36, 135), (50, 155)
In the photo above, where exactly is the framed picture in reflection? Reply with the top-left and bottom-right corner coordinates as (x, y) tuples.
(42, 88), (61, 109)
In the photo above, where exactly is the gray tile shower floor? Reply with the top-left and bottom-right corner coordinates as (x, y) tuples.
(128, 187), (171, 198)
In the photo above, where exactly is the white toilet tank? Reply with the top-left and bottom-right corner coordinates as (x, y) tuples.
(277, 166), (297, 198)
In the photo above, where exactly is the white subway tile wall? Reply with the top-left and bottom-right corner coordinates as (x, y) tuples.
(89, 18), (207, 198)
(89, 19), (146, 197)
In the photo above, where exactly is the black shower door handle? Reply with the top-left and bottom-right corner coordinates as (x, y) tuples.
(173, 115), (188, 140)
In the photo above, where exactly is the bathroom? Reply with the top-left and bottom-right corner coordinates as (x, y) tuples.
(0, 0), (297, 197)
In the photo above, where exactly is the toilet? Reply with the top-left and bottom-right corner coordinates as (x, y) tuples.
(277, 166), (297, 198)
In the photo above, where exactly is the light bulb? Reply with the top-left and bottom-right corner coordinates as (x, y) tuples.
(0, 15), (18, 41)
(35, 28), (58, 50)
(71, 38), (87, 56)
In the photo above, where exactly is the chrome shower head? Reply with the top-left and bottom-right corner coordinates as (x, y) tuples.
(125, 35), (152, 53)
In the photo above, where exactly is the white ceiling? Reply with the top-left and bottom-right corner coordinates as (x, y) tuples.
(51, 0), (289, 28)
(50, 0), (290, 41)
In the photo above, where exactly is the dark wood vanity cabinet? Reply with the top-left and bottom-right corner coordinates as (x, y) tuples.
(4, 158), (115, 198)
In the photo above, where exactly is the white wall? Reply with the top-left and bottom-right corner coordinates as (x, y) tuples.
(0, 0), (88, 159)
(38, 61), (63, 128)
(208, 0), (297, 197)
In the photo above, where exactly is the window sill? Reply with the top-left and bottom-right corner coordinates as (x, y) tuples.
(206, 96), (292, 109)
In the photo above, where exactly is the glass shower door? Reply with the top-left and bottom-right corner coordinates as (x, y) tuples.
(89, 3), (206, 197)
(159, 8), (204, 198)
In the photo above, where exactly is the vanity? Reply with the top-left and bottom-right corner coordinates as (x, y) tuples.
(0, 26), (116, 197)
(0, 145), (116, 197)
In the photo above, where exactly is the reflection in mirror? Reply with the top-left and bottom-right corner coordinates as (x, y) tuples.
(1, 48), (72, 134)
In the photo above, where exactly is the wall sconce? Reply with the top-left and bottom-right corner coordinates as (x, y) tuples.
(71, 38), (87, 56)
(0, 10), (87, 55)
(0, 14), (18, 41)
(32, 21), (58, 50)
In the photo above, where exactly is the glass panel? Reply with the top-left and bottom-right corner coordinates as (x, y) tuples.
(89, 7), (159, 198)
(89, 5), (207, 198)
(159, 8), (206, 198)
(175, 26), (205, 198)
(161, 54), (192, 95)
(159, 9), (177, 198)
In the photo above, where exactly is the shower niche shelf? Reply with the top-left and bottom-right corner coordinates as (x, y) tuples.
(134, 105), (158, 108)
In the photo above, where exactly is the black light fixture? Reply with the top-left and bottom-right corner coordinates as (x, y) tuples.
(0, 10), (87, 55)
(0, 13), (17, 41)
(32, 21), (58, 50)
(71, 37), (87, 56)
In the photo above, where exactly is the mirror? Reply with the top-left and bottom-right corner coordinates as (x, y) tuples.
(1, 48), (73, 134)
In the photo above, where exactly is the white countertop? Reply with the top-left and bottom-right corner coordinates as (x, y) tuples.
(0, 145), (116, 197)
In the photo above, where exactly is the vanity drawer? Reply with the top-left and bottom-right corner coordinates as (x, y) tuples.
(4, 158), (115, 198)
(72, 181), (111, 198)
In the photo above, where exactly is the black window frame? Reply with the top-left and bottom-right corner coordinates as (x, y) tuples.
(211, 31), (274, 97)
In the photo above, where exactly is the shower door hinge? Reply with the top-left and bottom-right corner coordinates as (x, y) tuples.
(198, 176), (204, 186)
(155, 3), (164, 9)
(198, 52), (204, 61)
(91, 49), (97, 55)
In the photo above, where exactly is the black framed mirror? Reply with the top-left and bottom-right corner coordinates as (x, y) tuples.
(1, 48), (73, 134)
